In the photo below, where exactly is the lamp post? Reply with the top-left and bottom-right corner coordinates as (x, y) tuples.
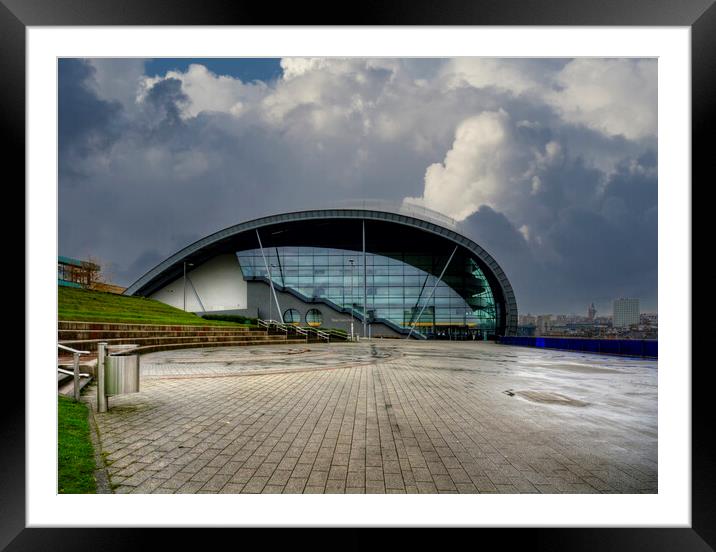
(269, 263), (277, 322)
(183, 261), (194, 311)
(348, 259), (355, 341)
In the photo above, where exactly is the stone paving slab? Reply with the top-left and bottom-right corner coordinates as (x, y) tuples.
(89, 341), (657, 494)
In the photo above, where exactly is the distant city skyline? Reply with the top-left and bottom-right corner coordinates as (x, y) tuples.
(520, 297), (656, 318)
(59, 57), (657, 313)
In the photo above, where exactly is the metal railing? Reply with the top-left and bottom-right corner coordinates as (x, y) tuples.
(257, 319), (288, 334)
(58, 344), (90, 402)
(257, 319), (331, 343)
(292, 326), (309, 338)
(305, 327), (331, 342)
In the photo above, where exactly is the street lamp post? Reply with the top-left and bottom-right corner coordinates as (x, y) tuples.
(269, 263), (277, 322)
(183, 261), (194, 311)
(348, 259), (355, 341)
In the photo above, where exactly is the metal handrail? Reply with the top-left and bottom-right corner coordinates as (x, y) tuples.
(57, 343), (91, 402)
(258, 319), (282, 328)
(305, 327), (330, 342)
(258, 319), (331, 342)
(292, 326), (309, 337)
(258, 319), (292, 336)
(58, 343), (90, 355)
(58, 367), (90, 378)
(322, 328), (347, 341)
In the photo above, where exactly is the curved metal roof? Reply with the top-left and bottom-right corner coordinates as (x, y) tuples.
(124, 209), (518, 334)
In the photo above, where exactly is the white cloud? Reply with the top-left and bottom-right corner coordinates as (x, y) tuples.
(404, 110), (513, 221)
(280, 58), (331, 80)
(547, 59), (657, 140)
(260, 58), (400, 135)
(439, 58), (546, 95)
(531, 175), (542, 195)
(133, 57), (657, 183)
(126, 57), (656, 226)
(139, 63), (267, 119)
(88, 58), (146, 112)
(281, 57), (400, 80)
(518, 224), (531, 241)
(440, 58), (657, 141)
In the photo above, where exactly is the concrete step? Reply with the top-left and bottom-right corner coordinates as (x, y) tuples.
(58, 320), (325, 358)
(59, 321), (256, 332)
(59, 337), (306, 361)
(129, 338), (308, 355)
(59, 334), (290, 352)
(57, 371), (73, 385)
(59, 329), (266, 340)
(58, 375), (93, 397)
(58, 357), (98, 377)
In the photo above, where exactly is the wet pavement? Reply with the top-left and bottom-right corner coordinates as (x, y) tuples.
(90, 341), (657, 494)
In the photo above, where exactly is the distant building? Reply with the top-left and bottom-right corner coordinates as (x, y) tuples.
(536, 314), (552, 335)
(518, 313), (537, 326)
(640, 312), (658, 327)
(58, 256), (126, 294)
(516, 325), (536, 337)
(613, 298), (640, 328)
(587, 302), (597, 320)
(58, 256), (99, 288)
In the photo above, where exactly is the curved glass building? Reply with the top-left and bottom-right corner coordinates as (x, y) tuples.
(125, 208), (518, 339)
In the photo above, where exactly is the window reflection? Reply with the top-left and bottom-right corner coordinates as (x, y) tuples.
(283, 308), (301, 324)
(305, 308), (323, 327)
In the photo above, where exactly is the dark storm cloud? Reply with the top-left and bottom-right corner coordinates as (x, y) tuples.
(460, 207), (551, 314)
(460, 150), (657, 314)
(111, 249), (165, 285)
(463, 206), (530, 261)
(144, 77), (189, 131)
(58, 58), (657, 314)
(58, 59), (124, 177)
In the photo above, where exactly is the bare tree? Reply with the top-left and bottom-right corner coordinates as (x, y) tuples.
(84, 255), (112, 287)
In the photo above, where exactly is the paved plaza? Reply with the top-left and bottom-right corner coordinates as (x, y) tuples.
(89, 341), (658, 494)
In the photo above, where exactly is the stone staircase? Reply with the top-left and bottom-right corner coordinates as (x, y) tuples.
(58, 321), (307, 359)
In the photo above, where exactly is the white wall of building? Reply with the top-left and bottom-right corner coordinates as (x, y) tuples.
(149, 253), (247, 313)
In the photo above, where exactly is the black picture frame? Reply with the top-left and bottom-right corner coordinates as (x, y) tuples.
(5, 0), (711, 549)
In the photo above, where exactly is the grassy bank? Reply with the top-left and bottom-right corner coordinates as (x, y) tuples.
(59, 286), (248, 326)
(58, 396), (96, 494)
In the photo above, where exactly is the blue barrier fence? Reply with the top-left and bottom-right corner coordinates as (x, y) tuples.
(498, 335), (657, 358)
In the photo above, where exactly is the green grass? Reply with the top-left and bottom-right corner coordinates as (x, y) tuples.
(59, 286), (248, 326)
(58, 396), (97, 494)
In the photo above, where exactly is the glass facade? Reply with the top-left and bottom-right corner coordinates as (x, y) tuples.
(237, 246), (497, 337)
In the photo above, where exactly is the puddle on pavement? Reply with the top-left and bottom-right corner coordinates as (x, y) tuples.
(513, 390), (589, 407)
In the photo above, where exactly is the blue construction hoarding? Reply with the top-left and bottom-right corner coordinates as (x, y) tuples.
(498, 335), (657, 358)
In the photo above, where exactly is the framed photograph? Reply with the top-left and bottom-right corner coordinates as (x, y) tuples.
(8, 0), (710, 548)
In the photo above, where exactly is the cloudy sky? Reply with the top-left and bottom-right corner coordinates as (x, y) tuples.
(58, 57), (657, 315)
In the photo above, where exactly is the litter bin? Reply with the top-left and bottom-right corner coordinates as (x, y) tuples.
(105, 347), (140, 396)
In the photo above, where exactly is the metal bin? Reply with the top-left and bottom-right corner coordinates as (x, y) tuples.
(105, 350), (140, 396)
